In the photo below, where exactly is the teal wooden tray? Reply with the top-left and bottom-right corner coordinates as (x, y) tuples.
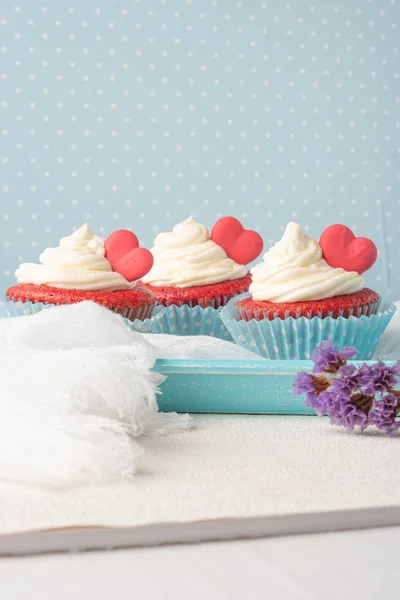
(154, 359), (395, 415)
(155, 359), (313, 414)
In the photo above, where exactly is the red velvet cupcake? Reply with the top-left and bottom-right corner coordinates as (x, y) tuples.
(220, 223), (395, 360)
(6, 224), (156, 322)
(141, 216), (262, 308)
(6, 284), (155, 322)
(237, 288), (380, 321)
(142, 275), (252, 310)
(140, 215), (263, 336)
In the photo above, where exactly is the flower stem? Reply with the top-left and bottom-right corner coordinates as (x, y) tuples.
(313, 376), (331, 393)
(350, 393), (374, 415)
(391, 389), (400, 415)
(324, 359), (347, 374)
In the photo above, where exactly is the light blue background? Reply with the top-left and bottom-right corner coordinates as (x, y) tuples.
(0, 0), (399, 298)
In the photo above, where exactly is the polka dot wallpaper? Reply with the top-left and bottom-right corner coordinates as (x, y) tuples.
(0, 0), (399, 298)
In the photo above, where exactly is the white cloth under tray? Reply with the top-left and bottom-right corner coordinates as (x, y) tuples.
(0, 303), (185, 488)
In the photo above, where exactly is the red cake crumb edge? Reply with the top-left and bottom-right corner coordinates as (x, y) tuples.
(236, 288), (380, 321)
(140, 274), (251, 309)
(6, 284), (155, 312)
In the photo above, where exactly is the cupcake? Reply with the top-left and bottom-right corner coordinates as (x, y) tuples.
(221, 222), (396, 359)
(140, 215), (263, 337)
(5, 224), (158, 327)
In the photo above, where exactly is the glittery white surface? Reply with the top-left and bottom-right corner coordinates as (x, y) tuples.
(1, 415), (399, 536)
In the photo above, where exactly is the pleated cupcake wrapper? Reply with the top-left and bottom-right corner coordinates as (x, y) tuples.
(154, 299), (233, 339)
(113, 303), (154, 323)
(127, 305), (164, 334)
(220, 292), (397, 360)
(0, 297), (163, 335)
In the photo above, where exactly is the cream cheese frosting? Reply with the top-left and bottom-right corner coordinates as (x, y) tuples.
(249, 222), (364, 302)
(141, 216), (248, 287)
(16, 224), (135, 292)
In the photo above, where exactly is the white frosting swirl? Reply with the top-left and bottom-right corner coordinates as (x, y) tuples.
(249, 222), (364, 302)
(141, 216), (248, 287)
(16, 224), (134, 292)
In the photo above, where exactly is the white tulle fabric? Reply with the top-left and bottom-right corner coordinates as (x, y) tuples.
(143, 333), (261, 361)
(0, 303), (191, 488)
(0, 302), (260, 489)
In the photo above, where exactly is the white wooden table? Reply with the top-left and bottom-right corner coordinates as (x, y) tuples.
(0, 526), (398, 600)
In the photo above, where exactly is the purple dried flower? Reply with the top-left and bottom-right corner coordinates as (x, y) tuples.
(339, 346), (359, 361)
(326, 389), (372, 431)
(358, 363), (371, 377)
(358, 360), (400, 396)
(369, 393), (400, 433)
(293, 372), (331, 416)
(293, 372), (315, 396)
(338, 364), (359, 378)
(311, 339), (357, 374)
(331, 375), (358, 398)
(304, 390), (331, 417)
(295, 340), (400, 435)
(338, 402), (369, 431)
(331, 364), (360, 398)
(354, 364), (372, 389)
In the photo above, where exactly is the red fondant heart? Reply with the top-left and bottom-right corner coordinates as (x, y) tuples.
(319, 224), (377, 275)
(105, 230), (154, 282)
(211, 216), (264, 265)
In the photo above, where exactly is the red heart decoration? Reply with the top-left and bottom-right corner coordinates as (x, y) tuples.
(211, 216), (264, 265)
(105, 230), (154, 282)
(319, 224), (377, 275)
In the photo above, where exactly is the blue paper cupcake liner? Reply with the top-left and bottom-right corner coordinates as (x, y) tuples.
(220, 292), (397, 360)
(153, 302), (233, 340)
(126, 305), (164, 334)
(0, 296), (164, 334)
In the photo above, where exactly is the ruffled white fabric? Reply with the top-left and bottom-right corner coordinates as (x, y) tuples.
(143, 333), (262, 361)
(0, 302), (190, 488)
